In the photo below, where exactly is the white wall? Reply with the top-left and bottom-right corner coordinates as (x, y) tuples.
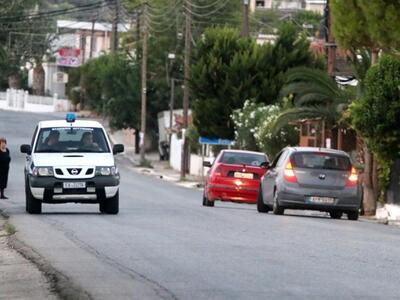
(0, 89), (71, 113)
(169, 132), (215, 177)
(29, 63), (67, 98)
(43, 63), (66, 98)
(170, 133), (182, 171)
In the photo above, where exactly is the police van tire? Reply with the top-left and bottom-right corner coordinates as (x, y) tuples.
(99, 201), (106, 213)
(25, 181), (42, 214)
(104, 191), (119, 214)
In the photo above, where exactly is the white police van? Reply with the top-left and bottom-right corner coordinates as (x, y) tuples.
(20, 113), (124, 214)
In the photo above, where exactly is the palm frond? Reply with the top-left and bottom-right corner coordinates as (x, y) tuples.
(295, 93), (333, 107)
(285, 67), (340, 96)
(272, 106), (339, 133)
(280, 81), (338, 103)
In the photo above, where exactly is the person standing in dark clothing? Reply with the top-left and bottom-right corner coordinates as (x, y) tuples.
(0, 137), (11, 199)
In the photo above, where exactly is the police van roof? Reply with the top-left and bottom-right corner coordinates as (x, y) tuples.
(38, 120), (104, 129)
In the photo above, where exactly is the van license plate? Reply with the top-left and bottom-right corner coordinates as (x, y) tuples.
(308, 196), (335, 204)
(63, 182), (86, 189)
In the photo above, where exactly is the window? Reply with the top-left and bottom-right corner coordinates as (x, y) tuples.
(256, 0), (266, 7)
(34, 127), (110, 153)
(291, 152), (351, 171)
(220, 152), (268, 166)
(270, 150), (286, 169)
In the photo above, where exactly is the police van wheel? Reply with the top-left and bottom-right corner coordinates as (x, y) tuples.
(99, 201), (106, 213)
(25, 181), (42, 214)
(103, 191), (119, 214)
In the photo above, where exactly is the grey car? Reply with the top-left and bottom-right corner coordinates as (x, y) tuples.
(257, 147), (361, 220)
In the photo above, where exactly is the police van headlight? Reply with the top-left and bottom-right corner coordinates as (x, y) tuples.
(96, 166), (118, 176)
(32, 167), (54, 177)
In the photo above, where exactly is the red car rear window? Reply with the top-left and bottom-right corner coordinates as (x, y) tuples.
(220, 152), (267, 166)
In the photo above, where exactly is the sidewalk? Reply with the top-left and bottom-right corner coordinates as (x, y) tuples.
(108, 128), (204, 190)
(0, 217), (58, 300)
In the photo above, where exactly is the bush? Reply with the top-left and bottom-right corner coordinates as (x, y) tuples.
(232, 100), (299, 158)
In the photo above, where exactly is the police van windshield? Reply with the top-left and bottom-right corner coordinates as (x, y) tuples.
(34, 127), (110, 153)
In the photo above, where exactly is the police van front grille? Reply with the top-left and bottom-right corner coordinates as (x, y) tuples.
(55, 168), (64, 175)
(67, 168), (82, 175)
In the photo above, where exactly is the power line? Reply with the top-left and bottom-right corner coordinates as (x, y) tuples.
(0, 1), (112, 24)
(186, 0), (227, 10)
(183, 0), (230, 18)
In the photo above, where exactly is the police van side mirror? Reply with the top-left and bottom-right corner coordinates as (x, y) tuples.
(113, 144), (124, 154)
(20, 144), (32, 155)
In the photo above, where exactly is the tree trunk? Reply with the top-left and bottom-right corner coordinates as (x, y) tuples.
(360, 48), (380, 216)
(386, 159), (400, 204)
(372, 154), (379, 200)
(363, 146), (377, 215)
(8, 73), (21, 89)
(32, 64), (45, 96)
(371, 49), (379, 65)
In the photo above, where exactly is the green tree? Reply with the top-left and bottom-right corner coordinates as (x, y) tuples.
(191, 25), (323, 140)
(78, 54), (141, 129)
(331, 0), (400, 215)
(350, 55), (400, 204)
(190, 27), (255, 140)
(0, 0), (56, 93)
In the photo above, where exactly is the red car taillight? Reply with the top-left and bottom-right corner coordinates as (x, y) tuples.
(283, 162), (297, 183)
(346, 167), (358, 187)
(211, 166), (224, 179)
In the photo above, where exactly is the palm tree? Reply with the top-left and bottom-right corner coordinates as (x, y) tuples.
(272, 67), (355, 133)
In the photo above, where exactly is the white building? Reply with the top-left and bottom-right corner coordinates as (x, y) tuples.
(250, 0), (326, 14)
(29, 20), (130, 98)
(304, 0), (327, 13)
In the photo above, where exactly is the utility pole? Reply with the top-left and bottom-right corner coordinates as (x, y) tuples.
(241, 0), (250, 37)
(325, 0), (336, 76)
(111, 0), (120, 53)
(181, 2), (192, 180)
(140, 3), (149, 163)
(324, 0), (336, 149)
(169, 78), (175, 155)
(89, 17), (96, 59)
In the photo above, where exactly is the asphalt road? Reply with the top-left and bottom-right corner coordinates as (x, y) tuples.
(1, 110), (400, 300)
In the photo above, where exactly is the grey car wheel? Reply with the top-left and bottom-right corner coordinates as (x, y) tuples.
(272, 191), (284, 215)
(329, 211), (343, 219)
(257, 185), (269, 213)
(347, 210), (359, 221)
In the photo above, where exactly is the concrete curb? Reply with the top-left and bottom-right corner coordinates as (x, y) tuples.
(8, 237), (92, 300)
(0, 210), (92, 300)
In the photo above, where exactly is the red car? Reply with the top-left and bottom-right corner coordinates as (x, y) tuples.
(203, 150), (269, 206)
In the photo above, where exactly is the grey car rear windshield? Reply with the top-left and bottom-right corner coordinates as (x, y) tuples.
(35, 127), (110, 153)
(291, 152), (351, 171)
(220, 152), (267, 166)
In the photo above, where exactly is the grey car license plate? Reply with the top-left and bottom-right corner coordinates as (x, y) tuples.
(63, 182), (86, 189)
(307, 196), (335, 204)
